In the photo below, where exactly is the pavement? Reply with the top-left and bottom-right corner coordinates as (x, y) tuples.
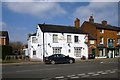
(1, 57), (120, 66)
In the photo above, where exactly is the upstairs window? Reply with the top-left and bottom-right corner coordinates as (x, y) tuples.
(117, 31), (120, 35)
(53, 34), (58, 43)
(74, 36), (78, 43)
(90, 40), (94, 44)
(32, 37), (37, 43)
(100, 29), (104, 33)
(117, 38), (120, 44)
(67, 35), (71, 43)
(100, 37), (104, 44)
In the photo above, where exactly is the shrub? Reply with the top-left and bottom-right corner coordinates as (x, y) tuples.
(81, 56), (86, 60)
(0, 45), (13, 60)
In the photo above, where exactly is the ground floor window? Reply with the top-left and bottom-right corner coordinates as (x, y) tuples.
(98, 48), (105, 57)
(74, 47), (82, 57)
(33, 50), (36, 55)
(53, 47), (62, 54)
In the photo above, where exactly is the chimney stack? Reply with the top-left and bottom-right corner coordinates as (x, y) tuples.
(75, 18), (80, 27)
(102, 20), (107, 25)
(89, 16), (94, 23)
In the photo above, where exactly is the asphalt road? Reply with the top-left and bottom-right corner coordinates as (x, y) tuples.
(2, 59), (120, 80)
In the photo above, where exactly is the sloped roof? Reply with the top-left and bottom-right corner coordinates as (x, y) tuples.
(88, 34), (96, 40)
(85, 21), (120, 31)
(0, 31), (9, 37)
(38, 24), (87, 34)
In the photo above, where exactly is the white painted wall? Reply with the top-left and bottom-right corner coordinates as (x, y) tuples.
(27, 26), (88, 61)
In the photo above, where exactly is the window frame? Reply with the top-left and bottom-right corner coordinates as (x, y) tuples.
(90, 40), (94, 44)
(67, 35), (71, 43)
(53, 34), (58, 43)
(100, 29), (104, 34)
(74, 36), (79, 43)
(100, 37), (104, 44)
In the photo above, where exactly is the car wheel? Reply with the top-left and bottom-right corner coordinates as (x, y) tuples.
(69, 59), (73, 64)
(51, 60), (55, 64)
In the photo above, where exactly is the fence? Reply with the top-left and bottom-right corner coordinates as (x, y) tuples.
(5, 55), (25, 60)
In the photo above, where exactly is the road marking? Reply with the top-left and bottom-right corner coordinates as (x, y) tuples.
(70, 76), (79, 79)
(67, 75), (76, 77)
(88, 72), (95, 74)
(97, 71), (104, 73)
(81, 75), (90, 77)
(55, 76), (64, 79)
(92, 74), (100, 76)
(77, 73), (86, 76)
(105, 70), (111, 72)
(110, 71), (116, 73)
(101, 72), (108, 74)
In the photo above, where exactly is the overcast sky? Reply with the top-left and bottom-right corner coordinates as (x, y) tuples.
(1, 1), (119, 44)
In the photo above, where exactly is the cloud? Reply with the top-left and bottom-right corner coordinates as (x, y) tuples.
(73, 2), (118, 26)
(0, 22), (7, 27)
(4, 2), (67, 19)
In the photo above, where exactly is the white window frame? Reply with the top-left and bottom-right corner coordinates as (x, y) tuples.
(100, 37), (104, 44)
(100, 29), (104, 33)
(67, 35), (71, 43)
(74, 47), (82, 57)
(53, 47), (61, 54)
(90, 40), (94, 44)
(117, 38), (120, 44)
(32, 37), (37, 43)
(53, 34), (58, 43)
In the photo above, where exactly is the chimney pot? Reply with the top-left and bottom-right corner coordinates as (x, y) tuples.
(89, 16), (94, 23)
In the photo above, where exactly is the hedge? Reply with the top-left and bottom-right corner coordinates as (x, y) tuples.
(0, 45), (13, 59)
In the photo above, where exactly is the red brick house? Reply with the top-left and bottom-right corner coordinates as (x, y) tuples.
(0, 31), (9, 45)
(81, 16), (120, 58)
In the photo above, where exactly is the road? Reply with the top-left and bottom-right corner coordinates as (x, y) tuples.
(2, 59), (120, 80)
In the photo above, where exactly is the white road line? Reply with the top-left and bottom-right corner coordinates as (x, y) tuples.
(92, 74), (100, 76)
(101, 72), (108, 74)
(70, 76), (80, 79)
(67, 75), (76, 77)
(88, 72), (95, 74)
(97, 71), (104, 73)
(55, 76), (64, 79)
(77, 73), (86, 76)
(81, 75), (90, 77)
(110, 71), (116, 73)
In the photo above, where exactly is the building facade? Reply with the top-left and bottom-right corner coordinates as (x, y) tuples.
(81, 16), (120, 58)
(27, 24), (88, 61)
(0, 31), (9, 45)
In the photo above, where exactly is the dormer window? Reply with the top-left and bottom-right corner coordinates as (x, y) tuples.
(100, 29), (104, 33)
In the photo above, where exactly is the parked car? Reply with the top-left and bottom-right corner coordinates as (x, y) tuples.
(88, 54), (95, 59)
(45, 54), (75, 64)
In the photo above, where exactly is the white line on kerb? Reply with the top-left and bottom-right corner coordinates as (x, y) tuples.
(92, 74), (100, 76)
(70, 76), (79, 79)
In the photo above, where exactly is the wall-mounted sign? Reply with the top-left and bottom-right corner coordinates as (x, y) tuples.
(84, 35), (88, 43)
(58, 36), (66, 40)
(108, 39), (114, 47)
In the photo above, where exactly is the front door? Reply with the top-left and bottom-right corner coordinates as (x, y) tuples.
(108, 50), (113, 58)
(92, 49), (95, 55)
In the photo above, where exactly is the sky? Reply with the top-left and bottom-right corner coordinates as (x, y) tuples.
(1, 0), (119, 44)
